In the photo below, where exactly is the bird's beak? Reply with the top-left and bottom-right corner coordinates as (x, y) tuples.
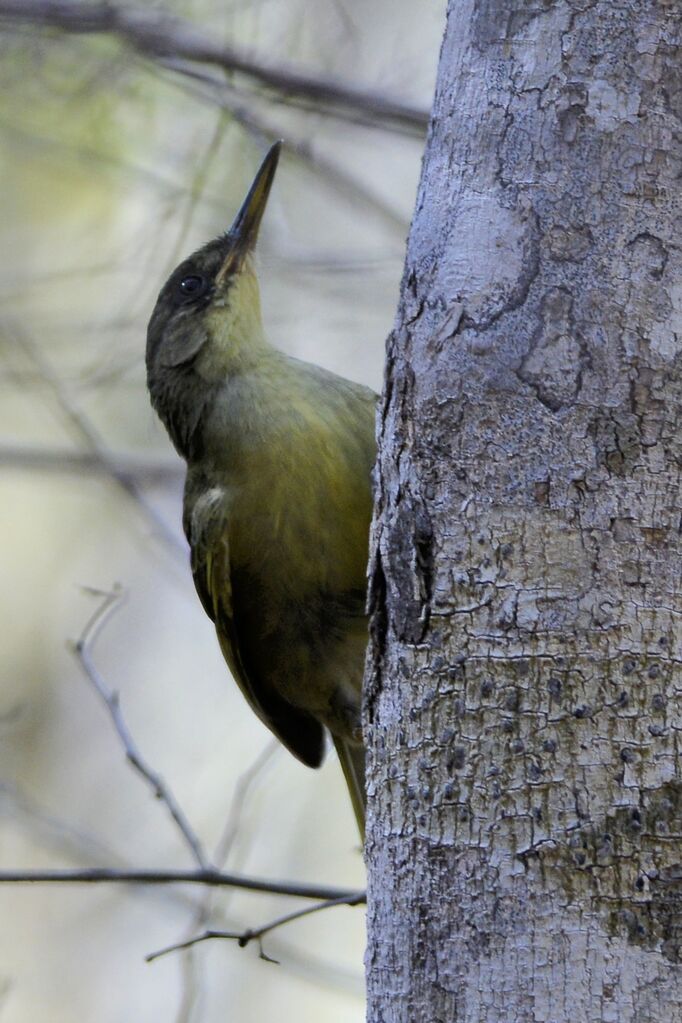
(217, 141), (282, 285)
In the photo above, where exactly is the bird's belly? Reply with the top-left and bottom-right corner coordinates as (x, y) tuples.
(229, 450), (371, 605)
(273, 616), (367, 741)
(231, 566), (367, 741)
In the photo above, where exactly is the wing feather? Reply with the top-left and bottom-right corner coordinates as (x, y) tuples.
(187, 488), (325, 768)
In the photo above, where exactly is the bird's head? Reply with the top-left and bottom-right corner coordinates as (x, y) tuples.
(146, 141), (280, 383)
(145, 142), (280, 457)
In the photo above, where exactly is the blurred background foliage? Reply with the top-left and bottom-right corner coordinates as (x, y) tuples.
(0, 1), (442, 1019)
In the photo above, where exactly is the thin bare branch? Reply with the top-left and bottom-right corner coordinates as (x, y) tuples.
(0, 444), (182, 482)
(163, 106), (232, 274)
(0, 868), (365, 903)
(156, 54), (417, 138)
(0, 114), (186, 208)
(2, 318), (183, 555)
(0, 781), (125, 865)
(146, 891), (366, 963)
(173, 740), (279, 1023)
(0, 0), (429, 135)
(71, 585), (208, 869)
(154, 60), (410, 235)
(212, 740), (280, 869)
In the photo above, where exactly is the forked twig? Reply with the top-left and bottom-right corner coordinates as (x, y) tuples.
(3, 587), (365, 952)
(146, 891), (366, 964)
(70, 585), (208, 868)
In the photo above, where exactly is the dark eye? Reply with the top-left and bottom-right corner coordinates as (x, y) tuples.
(178, 274), (208, 299)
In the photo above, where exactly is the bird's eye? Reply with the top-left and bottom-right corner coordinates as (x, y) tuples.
(178, 274), (208, 299)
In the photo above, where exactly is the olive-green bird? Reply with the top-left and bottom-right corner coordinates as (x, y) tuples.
(146, 143), (375, 833)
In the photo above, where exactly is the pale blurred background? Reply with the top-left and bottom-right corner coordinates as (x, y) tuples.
(0, 2), (442, 1019)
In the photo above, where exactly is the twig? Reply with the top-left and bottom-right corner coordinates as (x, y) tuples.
(162, 105), (232, 275)
(0, 0), (429, 135)
(156, 53), (418, 138)
(146, 891), (366, 963)
(0, 781), (124, 865)
(173, 740), (279, 1023)
(2, 318), (183, 555)
(0, 113), (186, 212)
(211, 740), (280, 869)
(0, 444), (182, 482)
(71, 585), (208, 869)
(154, 60), (410, 235)
(0, 868), (365, 903)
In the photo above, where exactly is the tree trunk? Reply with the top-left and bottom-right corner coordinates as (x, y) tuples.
(365, 2), (682, 1020)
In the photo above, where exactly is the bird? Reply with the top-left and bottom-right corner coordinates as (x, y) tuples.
(146, 142), (375, 835)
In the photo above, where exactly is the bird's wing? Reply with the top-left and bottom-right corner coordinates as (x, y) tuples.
(187, 488), (325, 768)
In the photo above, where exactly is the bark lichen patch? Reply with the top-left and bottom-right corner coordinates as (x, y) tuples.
(588, 409), (642, 476)
(647, 869), (682, 963)
(645, 282), (682, 362)
(546, 222), (593, 262)
(470, 0), (515, 49)
(434, 193), (539, 331)
(625, 232), (669, 281)
(555, 81), (589, 144)
(518, 782), (682, 960)
(517, 287), (588, 411)
(586, 79), (642, 131)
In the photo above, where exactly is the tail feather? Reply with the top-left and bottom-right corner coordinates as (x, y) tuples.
(333, 736), (366, 840)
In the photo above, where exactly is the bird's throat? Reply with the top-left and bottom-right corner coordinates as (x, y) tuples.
(197, 266), (270, 383)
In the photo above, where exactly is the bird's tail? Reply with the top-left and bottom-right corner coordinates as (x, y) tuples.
(333, 736), (366, 840)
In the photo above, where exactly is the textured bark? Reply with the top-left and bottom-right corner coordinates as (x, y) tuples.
(365, 2), (682, 1021)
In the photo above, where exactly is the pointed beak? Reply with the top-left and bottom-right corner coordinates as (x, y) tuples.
(217, 141), (282, 285)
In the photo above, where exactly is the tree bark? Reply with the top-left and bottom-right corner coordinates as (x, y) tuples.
(365, 2), (682, 1020)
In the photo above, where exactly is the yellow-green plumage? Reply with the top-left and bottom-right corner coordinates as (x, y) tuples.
(146, 144), (374, 833)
